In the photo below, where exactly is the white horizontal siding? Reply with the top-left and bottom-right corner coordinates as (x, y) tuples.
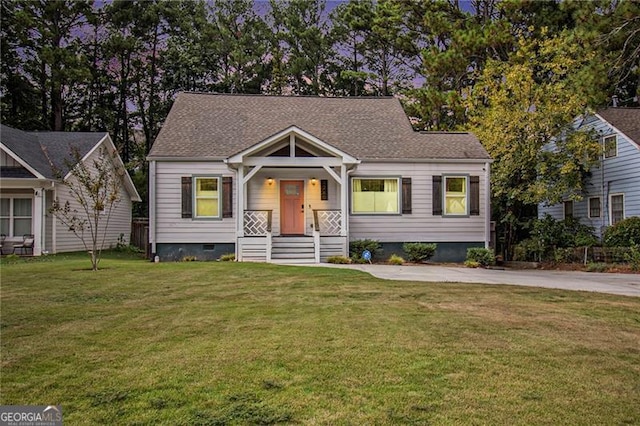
(54, 146), (133, 253)
(349, 162), (487, 243)
(155, 162), (236, 243)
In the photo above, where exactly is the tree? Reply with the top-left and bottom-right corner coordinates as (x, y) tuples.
(330, 0), (414, 96)
(11, 0), (94, 131)
(399, 0), (513, 130)
(466, 29), (607, 258)
(0, 1), (42, 129)
(210, 0), (273, 94)
(269, 0), (333, 95)
(50, 147), (124, 271)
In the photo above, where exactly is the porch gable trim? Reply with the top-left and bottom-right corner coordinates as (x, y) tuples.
(226, 126), (360, 166)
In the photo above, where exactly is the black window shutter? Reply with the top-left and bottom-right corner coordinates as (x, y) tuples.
(470, 176), (480, 216)
(432, 176), (442, 215)
(402, 178), (412, 214)
(222, 176), (233, 218)
(181, 177), (192, 218)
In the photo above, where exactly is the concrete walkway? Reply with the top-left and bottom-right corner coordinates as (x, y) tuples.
(316, 263), (640, 297)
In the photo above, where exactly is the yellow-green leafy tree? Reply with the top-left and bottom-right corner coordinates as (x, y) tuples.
(467, 28), (607, 258)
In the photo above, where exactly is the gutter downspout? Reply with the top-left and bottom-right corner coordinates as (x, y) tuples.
(484, 162), (491, 249)
(149, 160), (157, 258)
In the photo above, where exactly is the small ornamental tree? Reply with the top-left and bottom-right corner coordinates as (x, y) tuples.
(50, 147), (123, 271)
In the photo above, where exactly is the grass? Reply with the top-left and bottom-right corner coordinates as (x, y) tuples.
(1, 252), (640, 425)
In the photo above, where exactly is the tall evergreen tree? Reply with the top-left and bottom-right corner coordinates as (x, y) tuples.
(4, 0), (94, 131)
(269, 0), (332, 95)
(210, 0), (273, 94)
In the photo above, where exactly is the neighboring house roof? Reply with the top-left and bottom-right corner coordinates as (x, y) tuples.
(0, 124), (141, 201)
(596, 107), (640, 148)
(1, 124), (102, 179)
(149, 92), (491, 161)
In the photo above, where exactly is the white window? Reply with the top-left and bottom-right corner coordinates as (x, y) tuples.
(563, 200), (574, 219)
(610, 194), (624, 225)
(603, 135), (617, 159)
(588, 197), (601, 218)
(352, 178), (399, 214)
(0, 197), (33, 237)
(194, 177), (220, 218)
(444, 176), (468, 216)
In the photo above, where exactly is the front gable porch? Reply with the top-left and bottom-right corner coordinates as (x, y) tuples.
(226, 126), (359, 262)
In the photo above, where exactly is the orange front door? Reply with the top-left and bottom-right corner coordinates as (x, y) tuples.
(280, 180), (305, 235)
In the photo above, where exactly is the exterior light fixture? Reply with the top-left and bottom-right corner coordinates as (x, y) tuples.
(267, 177), (274, 185)
(311, 178), (317, 186)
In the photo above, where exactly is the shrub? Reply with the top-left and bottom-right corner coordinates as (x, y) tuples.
(586, 262), (608, 273)
(402, 242), (437, 263)
(327, 255), (351, 264)
(464, 260), (481, 268)
(387, 254), (405, 265)
(466, 247), (495, 266)
(349, 239), (381, 263)
(604, 217), (640, 247)
(181, 256), (198, 262)
(515, 215), (597, 262)
(219, 253), (235, 262)
(624, 245), (640, 272)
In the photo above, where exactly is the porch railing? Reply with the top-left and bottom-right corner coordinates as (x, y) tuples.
(313, 209), (342, 236)
(313, 209), (343, 263)
(243, 210), (272, 236)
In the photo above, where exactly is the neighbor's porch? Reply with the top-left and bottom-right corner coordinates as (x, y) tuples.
(0, 180), (54, 256)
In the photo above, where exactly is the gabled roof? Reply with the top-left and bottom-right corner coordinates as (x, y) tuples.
(1, 125), (103, 179)
(149, 92), (491, 161)
(0, 125), (141, 201)
(596, 107), (640, 148)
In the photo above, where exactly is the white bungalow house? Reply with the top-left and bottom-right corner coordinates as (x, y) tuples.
(539, 107), (640, 238)
(0, 125), (141, 255)
(147, 93), (492, 263)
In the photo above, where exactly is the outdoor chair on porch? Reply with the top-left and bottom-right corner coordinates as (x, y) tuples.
(0, 234), (5, 255)
(13, 234), (34, 256)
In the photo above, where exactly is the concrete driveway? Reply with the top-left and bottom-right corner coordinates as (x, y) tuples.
(319, 264), (640, 297)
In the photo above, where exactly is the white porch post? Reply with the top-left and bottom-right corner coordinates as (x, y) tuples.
(33, 188), (44, 256)
(237, 166), (245, 237)
(340, 164), (348, 237)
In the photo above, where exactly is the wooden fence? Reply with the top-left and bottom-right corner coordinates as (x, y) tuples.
(131, 218), (150, 257)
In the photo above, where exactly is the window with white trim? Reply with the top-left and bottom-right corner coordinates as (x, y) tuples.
(444, 176), (468, 215)
(610, 194), (624, 225)
(194, 177), (220, 218)
(603, 135), (617, 158)
(352, 178), (399, 214)
(588, 197), (601, 218)
(0, 197), (33, 237)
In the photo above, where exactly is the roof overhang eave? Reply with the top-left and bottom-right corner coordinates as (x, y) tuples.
(359, 157), (493, 164)
(147, 156), (228, 162)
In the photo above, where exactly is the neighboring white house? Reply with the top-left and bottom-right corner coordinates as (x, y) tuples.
(147, 93), (492, 263)
(0, 125), (141, 255)
(539, 107), (640, 238)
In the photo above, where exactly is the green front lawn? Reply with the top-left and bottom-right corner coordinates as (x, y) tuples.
(1, 253), (639, 425)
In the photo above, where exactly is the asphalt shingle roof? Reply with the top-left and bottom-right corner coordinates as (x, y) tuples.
(0, 124), (105, 179)
(598, 107), (640, 147)
(149, 93), (490, 161)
